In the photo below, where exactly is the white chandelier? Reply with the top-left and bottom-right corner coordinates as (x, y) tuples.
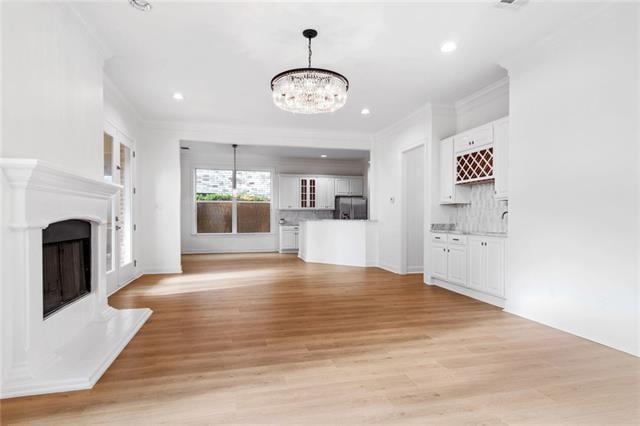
(271, 29), (349, 114)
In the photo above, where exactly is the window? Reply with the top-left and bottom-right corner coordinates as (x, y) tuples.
(195, 169), (271, 234)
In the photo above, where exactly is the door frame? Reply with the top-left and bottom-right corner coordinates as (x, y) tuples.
(400, 139), (427, 276)
(104, 120), (137, 295)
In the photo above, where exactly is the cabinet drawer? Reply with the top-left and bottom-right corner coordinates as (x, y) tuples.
(431, 233), (447, 243)
(447, 234), (467, 245)
(454, 125), (493, 153)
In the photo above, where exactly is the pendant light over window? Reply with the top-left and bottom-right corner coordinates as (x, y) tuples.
(271, 29), (349, 114)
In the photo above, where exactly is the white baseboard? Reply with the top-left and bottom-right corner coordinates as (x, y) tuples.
(107, 271), (143, 297)
(181, 249), (278, 254)
(406, 265), (424, 274)
(376, 262), (402, 275)
(141, 267), (183, 274)
(430, 277), (505, 308)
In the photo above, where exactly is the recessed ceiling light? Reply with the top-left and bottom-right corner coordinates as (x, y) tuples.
(440, 41), (457, 54)
(172, 92), (184, 101)
(361, 108), (370, 115)
(320, 154), (328, 158)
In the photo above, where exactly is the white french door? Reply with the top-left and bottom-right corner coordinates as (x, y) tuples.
(103, 123), (136, 295)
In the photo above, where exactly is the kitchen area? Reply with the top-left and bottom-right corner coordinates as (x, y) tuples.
(278, 174), (377, 267)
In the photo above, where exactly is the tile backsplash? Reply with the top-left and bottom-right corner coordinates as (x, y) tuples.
(451, 182), (508, 233)
(278, 210), (333, 225)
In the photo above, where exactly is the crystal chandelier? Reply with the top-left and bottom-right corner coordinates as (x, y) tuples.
(271, 29), (349, 114)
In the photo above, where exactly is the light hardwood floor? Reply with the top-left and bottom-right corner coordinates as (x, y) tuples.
(2, 253), (639, 424)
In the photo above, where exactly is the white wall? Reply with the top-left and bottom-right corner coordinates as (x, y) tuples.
(180, 143), (366, 253)
(455, 77), (509, 134)
(502, 4), (639, 356)
(1, 2), (105, 179)
(137, 122), (372, 272)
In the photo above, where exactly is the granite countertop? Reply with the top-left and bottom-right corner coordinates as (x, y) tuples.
(436, 229), (508, 238)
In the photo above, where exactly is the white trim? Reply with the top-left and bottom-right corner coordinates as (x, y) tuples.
(400, 142), (426, 276)
(107, 272), (143, 297)
(454, 77), (509, 112)
(182, 249), (277, 254)
(430, 277), (505, 308)
(140, 267), (183, 275)
(376, 262), (402, 275)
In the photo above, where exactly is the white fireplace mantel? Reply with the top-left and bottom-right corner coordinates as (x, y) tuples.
(0, 158), (152, 399)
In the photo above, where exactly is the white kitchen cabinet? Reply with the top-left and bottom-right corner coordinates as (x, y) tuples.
(349, 177), (364, 196)
(447, 244), (467, 286)
(468, 236), (505, 297)
(335, 176), (363, 196)
(299, 177), (317, 208)
(279, 225), (299, 252)
(317, 177), (336, 209)
(467, 237), (485, 291)
(454, 124), (493, 153)
(431, 243), (448, 280)
(335, 177), (350, 195)
(440, 137), (470, 204)
(485, 238), (505, 297)
(493, 117), (509, 200)
(278, 175), (299, 210)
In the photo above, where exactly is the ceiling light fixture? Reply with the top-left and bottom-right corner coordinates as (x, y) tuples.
(361, 108), (371, 115)
(271, 29), (349, 114)
(440, 41), (457, 54)
(129, 0), (152, 12)
(321, 154), (328, 158)
(173, 92), (184, 101)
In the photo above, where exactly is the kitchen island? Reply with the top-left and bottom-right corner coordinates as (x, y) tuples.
(298, 220), (378, 267)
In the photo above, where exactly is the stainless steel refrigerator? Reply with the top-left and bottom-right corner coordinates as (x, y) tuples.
(334, 196), (368, 220)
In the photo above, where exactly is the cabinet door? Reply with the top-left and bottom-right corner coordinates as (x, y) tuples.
(317, 177), (335, 209)
(454, 125), (493, 153)
(293, 230), (299, 249)
(485, 238), (505, 297)
(349, 177), (364, 196)
(308, 178), (316, 208)
(335, 178), (350, 196)
(279, 176), (299, 209)
(281, 231), (296, 249)
(447, 245), (467, 286)
(299, 178), (309, 208)
(493, 118), (509, 200)
(431, 244), (448, 280)
(440, 138), (454, 203)
(467, 237), (485, 291)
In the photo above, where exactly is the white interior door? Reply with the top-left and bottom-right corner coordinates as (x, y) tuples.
(404, 145), (425, 273)
(103, 124), (136, 295)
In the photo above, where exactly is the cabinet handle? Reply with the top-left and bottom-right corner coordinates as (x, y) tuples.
(452, 238), (459, 241)
(443, 248), (446, 252)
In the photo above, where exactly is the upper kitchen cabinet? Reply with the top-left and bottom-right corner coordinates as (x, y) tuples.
(440, 137), (470, 204)
(316, 177), (336, 210)
(278, 175), (299, 209)
(279, 174), (363, 210)
(492, 117), (509, 200)
(335, 176), (364, 196)
(454, 124), (493, 153)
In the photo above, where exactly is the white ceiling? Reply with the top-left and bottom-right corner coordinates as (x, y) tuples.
(181, 141), (370, 161)
(74, 1), (598, 133)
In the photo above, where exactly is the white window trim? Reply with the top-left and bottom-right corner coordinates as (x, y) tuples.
(192, 166), (275, 236)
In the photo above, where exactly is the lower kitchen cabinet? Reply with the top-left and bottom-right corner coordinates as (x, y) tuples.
(468, 236), (505, 297)
(431, 232), (506, 300)
(279, 225), (299, 252)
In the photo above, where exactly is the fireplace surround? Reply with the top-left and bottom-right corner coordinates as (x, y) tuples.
(0, 159), (152, 398)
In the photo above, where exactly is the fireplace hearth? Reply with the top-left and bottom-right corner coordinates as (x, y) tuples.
(42, 220), (92, 318)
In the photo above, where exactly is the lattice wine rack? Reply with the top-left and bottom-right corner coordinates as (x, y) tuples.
(456, 147), (494, 184)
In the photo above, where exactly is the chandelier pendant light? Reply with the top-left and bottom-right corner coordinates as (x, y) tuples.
(271, 29), (349, 114)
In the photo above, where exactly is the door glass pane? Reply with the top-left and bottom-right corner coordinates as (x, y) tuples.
(103, 132), (114, 272)
(119, 144), (132, 266)
(195, 169), (233, 233)
(236, 171), (271, 233)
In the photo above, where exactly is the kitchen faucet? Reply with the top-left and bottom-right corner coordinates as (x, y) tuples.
(501, 211), (509, 220)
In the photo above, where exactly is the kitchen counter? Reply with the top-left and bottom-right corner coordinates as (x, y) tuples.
(298, 220), (377, 267)
(432, 230), (508, 238)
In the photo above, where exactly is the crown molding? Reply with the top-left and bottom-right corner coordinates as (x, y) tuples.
(375, 103), (431, 139)
(64, 2), (113, 61)
(103, 75), (146, 126)
(454, 77), (509, 113)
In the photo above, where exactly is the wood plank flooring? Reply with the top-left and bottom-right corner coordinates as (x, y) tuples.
(2, 253), (639, 424)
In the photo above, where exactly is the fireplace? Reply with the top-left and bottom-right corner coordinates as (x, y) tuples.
(42, 220), (92, 318)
